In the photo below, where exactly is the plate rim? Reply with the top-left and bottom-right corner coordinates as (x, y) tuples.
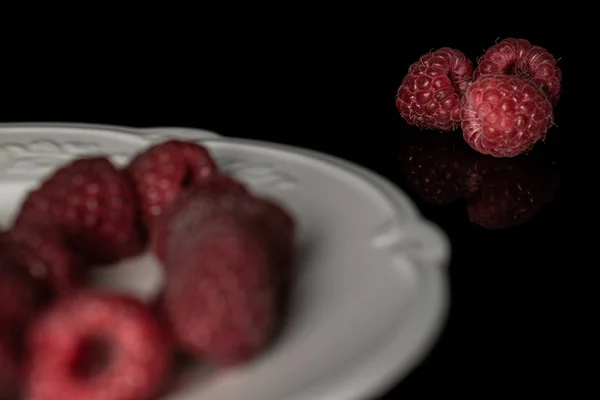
(0, 122), (450, 400)
(0, 121), (220, 139)
(200, 136), (451, 400)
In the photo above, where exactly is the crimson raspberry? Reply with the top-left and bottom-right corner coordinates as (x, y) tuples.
(0, 249), (39, 329)
(151, 175), (295, 283)
(3, 223), (80, 296)
(396, 47), (473, 131)
(150, 174), (251, 264)
(15, 157), (143, 266)
(460, 75), (554, 158)
(26, 291), (170, 400)
(0, 333), (20, 399)
(162, 217), (278, 366)
(397, 129), (470, 205)
(473, 38), (562, 106)
(464, 151), (560, 229)
(126, 140), (219, 230)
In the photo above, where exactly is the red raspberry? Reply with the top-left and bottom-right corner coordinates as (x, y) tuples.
(460, 75), (554, 158)
(126, 140), (219, 230)
(464, 151), (560, 229)
(3, 223), (80, 296)
(15, 157), (143, 266)
(147, 293), (176, 346)
(397, 129), (470, 205)
(396, 47), (473, 131)
(473, 38), (562, 106)
(0, 333), (20, 399)
(162, 217), (278, 366)
(151, 174), (251, 264)
(26, 291), (171, 400)
(152, 176), (295, 282)
(0, 250), (40, 329)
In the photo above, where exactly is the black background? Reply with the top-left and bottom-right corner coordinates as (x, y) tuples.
(1, 15), (576, 398)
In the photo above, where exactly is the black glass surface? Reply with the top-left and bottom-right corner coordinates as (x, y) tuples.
(2, 22), (571, 398)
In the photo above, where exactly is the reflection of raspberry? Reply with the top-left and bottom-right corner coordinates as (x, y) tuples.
(461, 75), (554, 158)
(474, 38), (562, 106)
(465, 151), (560, 229)
(395, 124), (561, 229)
(397, 130), (470, 205)
(396, 48), (473, 131)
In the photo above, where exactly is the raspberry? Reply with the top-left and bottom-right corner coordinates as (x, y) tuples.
(15, 157), (143, 266)
(0, 333), (20, 399)
(3, 223), (80, 296)
(396, 47), (473, 131)
(126, 140), (219, 230)
(253, 198), (296, 275)
(397, 129), (470, 205)
(460, 75), (554, 158)
(464, 151), (560, 229)
(26, 291), (171, 400)
(151, 174), (251, 264)
(473, 38), (562, 106)
(151, 176), (295, 282)
(0, 249), (40, 329)
(162, 217), (278, 366)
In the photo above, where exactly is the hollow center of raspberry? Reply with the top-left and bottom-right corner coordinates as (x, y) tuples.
(510, 65), (532, 80)
(72, 336), (113, 380)
(181, 168), (195, 188)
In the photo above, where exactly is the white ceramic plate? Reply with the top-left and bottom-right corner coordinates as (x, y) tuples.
(0, 123), (450, 400)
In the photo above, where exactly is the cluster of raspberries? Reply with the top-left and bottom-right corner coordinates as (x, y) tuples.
(1, 139), (295, 400)
(395, 38), (562, 158)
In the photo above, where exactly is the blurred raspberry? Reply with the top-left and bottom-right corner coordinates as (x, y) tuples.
(3, 223), (80, 296)
(163, 217), (279, 366)
(474, 38), (562, 106)
(0, 333), (20, 399)
(15, 157), (143, 266)
(126, 140), (219, 231)
(396, 47), (473, 131)
(26, 291), (171, 400)
(0, 247), (40, 330)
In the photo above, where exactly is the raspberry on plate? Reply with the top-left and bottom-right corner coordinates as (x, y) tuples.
(15, 157), (144, 267)
(150, 174), (252, 264)
(460, 75), (554, 158)
(126, 140), (219, 230)
(25, 290), (171, 400)
(473, 38), (562, 106)
(0, 333), (20, 399)
(396, 47), (473, 131)
(162, 217), (278, 366)
(151, 175), (296, 283)
(3, 223), (80, 296)
(0, 248), (40, 329)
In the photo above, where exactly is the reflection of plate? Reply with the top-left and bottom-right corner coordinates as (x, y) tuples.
(0, 123), (450, 400)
